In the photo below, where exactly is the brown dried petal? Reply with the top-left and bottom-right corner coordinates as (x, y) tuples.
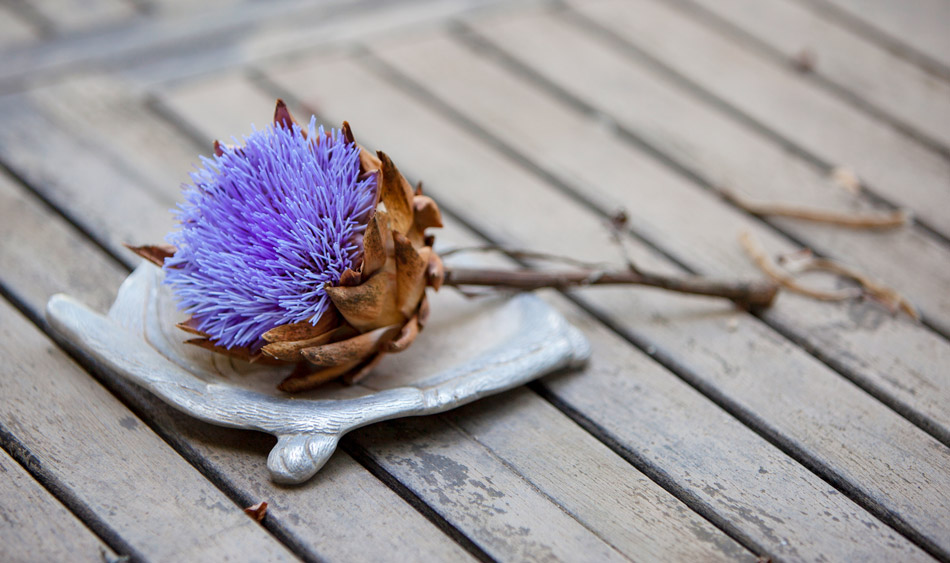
(360, 211), (392, 281)
(261, 325), (356, 362)
(385, 316), (419, 353)
(273, 99), (303, 135)
(300, 324), (401, 368)
(339, 268), (361, 287)
(325, 262), (403, 332)
(244, 502), (267, 522)
(278, 360), (363, 393)
(184, 338), (284, 365)
(426, 251), (444, 291)
(377, 151), (415, 235)
(359, 146), (382, 178)
(413, 195), (443, 230)
(124, 244), (175, 267)
(262, 308), (340, 343)
(394, 232), (430, 318)
(342, 121), (355, 145)
(176, 317), (209, 337)
(417, 295), (430, 329)
(343, 352), (386, 385)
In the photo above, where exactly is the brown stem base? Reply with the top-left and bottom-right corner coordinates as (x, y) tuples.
(442, 266), (778, 310)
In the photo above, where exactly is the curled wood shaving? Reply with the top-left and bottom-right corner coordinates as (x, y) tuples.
(723, 189), (909, 230)
(738, 231), (859, 301)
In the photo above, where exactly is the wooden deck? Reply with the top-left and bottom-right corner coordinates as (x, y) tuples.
(1, 0), (948, 561)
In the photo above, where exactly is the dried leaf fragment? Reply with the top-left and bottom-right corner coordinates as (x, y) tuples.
(124, 244), (176, 267)
(722, 189), (908, 230)
(377, 151), (415, 235)
(244, 501), (268, 522)
(262, 309), (339, 343)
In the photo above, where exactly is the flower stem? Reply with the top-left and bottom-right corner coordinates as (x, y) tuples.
(442, 266), (778, 309)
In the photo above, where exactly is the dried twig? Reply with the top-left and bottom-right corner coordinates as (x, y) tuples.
(606, 209), (642, 274)
(798, 258), (919, 320)
(738, 231), (858, 301)
(723, 190), (910, 230)
(438, 245), (610, 270)
(443, 265), (778, 309)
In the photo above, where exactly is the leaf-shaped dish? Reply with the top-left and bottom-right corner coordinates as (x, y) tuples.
(46, 263), (590, 484)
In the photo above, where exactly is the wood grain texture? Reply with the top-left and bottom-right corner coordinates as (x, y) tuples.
(441, 385), (754, 561)
(0, 91), (175, 260)
(26, 0), (137, 34)
(569, 0), (950, 241)
(802, 0), (950, 74)
(680, 0), (950, 149)
(158, 69), (759, 563)
(0, 299), (297, 561)
(0, 107), (477, 563)
(256, 56), (942, 560)
(0, 0), (528, 93)
(0, 171), (127, 315)
(455, 12), (950, 438)
(0, 448), (114, 563)
(0, 4), (40, 48)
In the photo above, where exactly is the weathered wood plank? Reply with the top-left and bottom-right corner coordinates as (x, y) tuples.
(26, 0), (137, 34)
(0, 137), (477, 563)
(137, 70), (759, 563)
(568, 0), (950, 241)
(456, 11), (950, 436)
(0, 0), (522, 93)
(256, 56), (944, 560)
(348, 415), (635, 562)
(0, 448), (115, 563)
(440, 385), (754, 561)
(0, 4), (40, 48)
(0, 92), (175, 260)
(800, 0), (950, 76)
(0, 301), (297, 561)
(681, 0), (950, 150)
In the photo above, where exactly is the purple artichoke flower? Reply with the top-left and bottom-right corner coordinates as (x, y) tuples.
(130, 100), (445, 392)
(163, 117), (377, 350)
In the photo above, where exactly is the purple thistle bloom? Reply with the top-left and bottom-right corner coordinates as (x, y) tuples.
(163, 118), (377, 350)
